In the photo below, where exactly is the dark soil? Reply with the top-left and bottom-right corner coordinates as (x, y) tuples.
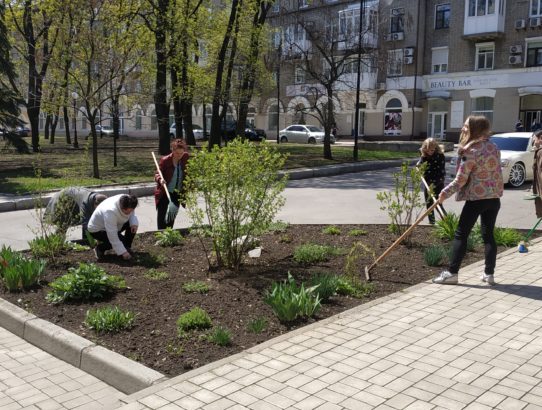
(1, 225), (518, 377)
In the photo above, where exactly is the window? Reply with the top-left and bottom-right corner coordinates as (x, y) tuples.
(471, 96), (493, 122)
(135, 110), (142, 130)
(387, 49), (403, 76)
(475, 43), (494, 70)
(468, 0), (495, 17)
(82, 116), (87, 130)
(390, 8), (404, 33)
(272, 0), (280, 12)
(435, 4), (450, 29)
(531, 0), (542, 16)
(151, 110), (157, 130)
(268, 104), (278, 130)
(338, 8), (360, 41)
(341, 56), (376, 75)
(298, 0), (308, 8)
(294, 66), (305, 84)
(432, 47), (449, 73)
(527, 41), (542, 67)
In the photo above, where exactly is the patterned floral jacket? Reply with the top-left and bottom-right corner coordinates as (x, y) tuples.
(441, 138), (503, 201)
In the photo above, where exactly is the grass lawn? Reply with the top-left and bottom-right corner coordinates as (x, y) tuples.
(0, 137), (418, 195)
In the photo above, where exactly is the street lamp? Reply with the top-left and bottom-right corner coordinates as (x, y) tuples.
(353, 0), (365, 160)
(276, 38), (281, 144)
(71, 91), (79, 149)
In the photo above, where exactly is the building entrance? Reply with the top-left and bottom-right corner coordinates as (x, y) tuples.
(521, 110), (541, 132)
(428, 112), (447, 140)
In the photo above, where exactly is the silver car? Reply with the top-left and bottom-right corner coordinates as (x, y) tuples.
(169, 124), (207, 140)
(279, 124), (334, 144)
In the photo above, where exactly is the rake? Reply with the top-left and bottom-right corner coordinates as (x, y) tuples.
(421, 176), (446, 220)
(152, 152), (179, 225)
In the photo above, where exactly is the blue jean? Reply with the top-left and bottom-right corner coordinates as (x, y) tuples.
(449, 198), (501, 275)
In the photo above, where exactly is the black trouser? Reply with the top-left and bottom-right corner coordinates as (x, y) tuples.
(156, 192), (181, 230)
(89, 221), (135, 253)
(423, 182), (446, 224)
(449, 198), (501, 275)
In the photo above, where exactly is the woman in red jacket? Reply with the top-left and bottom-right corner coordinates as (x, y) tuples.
(154, 139), (189, 229)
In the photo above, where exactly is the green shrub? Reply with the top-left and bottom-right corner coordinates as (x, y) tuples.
(85, 306), (135, 333)
(309, 273), (340, 302)
(144, 269), (169, 281)
(266, 220), (290, 234)
(47, 263), (126, 304)
(322, 226), (341, 235)
(177, 307), (212, 335)
(467, 235), (478, 252)
(423, 245), (447, 266)
(348, 229), (367, 237)
(494, 227), (523, 247)
(182, 281), (210, 294)
(293, 244), (339, 264)
(207, 326), (232, 346)
(184, 140), (287, 271)
(2, 256), (45, 291)
(434, 213), (459, 241)
(28, 234), (67, 258)
(0, 245), (19, 276)
(155, 228), (183, 247)
(336, 277), (375, 299)
(264, 272), (321, 322)
(247, 317), (267, 334)
(66, 242), (91, 252)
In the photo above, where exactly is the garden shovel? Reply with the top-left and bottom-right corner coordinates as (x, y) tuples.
(152, 152), (179, 225)
(364, 201), (440, 281)
(421, 177), (446, 220)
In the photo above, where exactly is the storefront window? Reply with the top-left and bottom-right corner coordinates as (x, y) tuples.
(384, 98), (402, 136)
(268, 104), (278, 130)
(471, 97), (494, 123)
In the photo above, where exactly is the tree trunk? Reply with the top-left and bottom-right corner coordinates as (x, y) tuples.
(323, 88), (333, 160)
(63, 104), (71, 144)
(111, 96), (120, 167)
(44, 114), (51, 141)
(50, 114), (58, 144)
(154, 5), (170, 155)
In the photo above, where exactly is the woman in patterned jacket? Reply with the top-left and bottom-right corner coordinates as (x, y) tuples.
(432, 115), (504, 285)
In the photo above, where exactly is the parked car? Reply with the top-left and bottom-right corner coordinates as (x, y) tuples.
(448, 132), (535, 188)
(15, 126), (31, 138)
(221, 121), (265, 142)
(279, 124), (335, 144)
(169, 123), (208, 140)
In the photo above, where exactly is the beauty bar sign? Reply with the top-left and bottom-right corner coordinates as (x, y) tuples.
(426, 75), (502, 91)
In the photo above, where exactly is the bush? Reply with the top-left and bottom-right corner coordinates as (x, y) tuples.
(182, 281), (209, 294)
(264, 272), (321, 322)
(309, 273), (340, 302)
(293, 244), (339, 264)
(207, 326), (232, 346)
(423, 245), (447, 266)
(348, 229), (367, 237)
(46, 263), (126, 304)
(28, 233), (67, 258)
(184, 140), (287, 271)
(154, 228), (183, 247)
(144, 269), (169, 281)
(266, 220), (290, 234)
(46, 193), (81, 236)
(336, 277), (375, 299)
(177, 307), (212, 335)
(434, 213), (459, 241)
(322, 226), (341, 235)
(247, 317), (267, 334)
(0, 245), (19, 276)
(85, 306), (135, 333)
(1, 248), (45, 291)
(494, 227), (522, 247)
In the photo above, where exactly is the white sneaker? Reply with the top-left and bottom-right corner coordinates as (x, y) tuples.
(432, 270), (458, 285)
(481, 274), (495, 285)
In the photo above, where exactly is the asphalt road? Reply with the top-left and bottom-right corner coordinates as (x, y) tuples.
(1, 166), (538, 251)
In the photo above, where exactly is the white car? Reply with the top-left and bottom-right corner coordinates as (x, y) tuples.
(279, 124), (335, 144)
(449, 132), (535, 188)
(169, 123), (207, 140)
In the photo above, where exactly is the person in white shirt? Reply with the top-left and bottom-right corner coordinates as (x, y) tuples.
(87, 194), (139, 260)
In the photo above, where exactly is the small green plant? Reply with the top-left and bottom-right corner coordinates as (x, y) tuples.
(336, 277), (375, 299)
(293, 244), (339, 264)
(182, 281), (210, 293)
(85, 306), (135, 333)
(154, 228), (184, 247)
(279, 234), (292, 243)
(28, 233), (67, 258)
(144, 269), (169, 281)
(166, 342), (184, 356)
(247, 317), (267, 334)
(467, 234), (478, 252)
(309, 273), (340, 302)
(1, 254), (45, 292)
(348, 229), (367, 237)
(0, 245), (19, 276)
(264, 272), (321, 322)
(434, 213), (460, 241)
(177, 307), (212, 335)
(266, 220), (290, 234)
(207, 326), (232, 346)
(494, 227), (523, 247)
(85, 230), (97, 247)
(135, 252), (166, 268)
(47, 263), (126, 303)
(322, 225), (341, 235)
(66, 242), (91, 252)
(423, 245), (447, 266)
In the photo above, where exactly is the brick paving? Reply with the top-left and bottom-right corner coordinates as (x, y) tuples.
(117, 242), (542, 409)
(0, 327), (125, 409)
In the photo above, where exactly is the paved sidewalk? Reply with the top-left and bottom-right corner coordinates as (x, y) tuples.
(117, 242), (542, 410)
(0, 327), (125, 409)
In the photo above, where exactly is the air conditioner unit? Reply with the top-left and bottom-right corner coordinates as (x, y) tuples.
(515, 19), (526, 29)
(404, 47), (414, 57)
(530, 17), (541, 28)
(510, 45), (523, 54)
(509, 55), (523, 65)
(404, 56), (414, 64)
(385, 32), (404, 41)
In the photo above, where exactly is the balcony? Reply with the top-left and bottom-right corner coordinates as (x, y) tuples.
(463, 1), (505, 40)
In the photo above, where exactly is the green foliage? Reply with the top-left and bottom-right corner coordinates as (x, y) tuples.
(322, 225), (341, 235)
(336, 277), (375, 299)
(434, 213), (459, 241)
(144, 269), (169, 281)
(0, 245), (18, 276)
(264, 272), (321, 322)
(28, 234), (67, 258)
(423, 245), (447, 266)
(207, 326), (232, 346)
(376, 162), (426, 239)
(177, 307), (212, 335)
(154, 228), (184, 247)
(85, 306), (135, 333)
(247, 317), (267, 334)
(348, 229), (367, 237)
(466, 235), (478, 252)
(293, 244), (339, 264)
(279, 234), (292, 243)
(309, 273), (340, 302)
(66, 242), (91, 252)
(182, 281), (210, 294)
(266, 220), (290, 234)
(341, 242), (376, 298)
(47, 193), (81, 236)
(85, 230), (97, 248)
(494, 227), (523, 247)
(0, 247), (45, 291)
(47, 263), (126, 304)
(185, 140), (287, 271)
(135, 252), (166, 268)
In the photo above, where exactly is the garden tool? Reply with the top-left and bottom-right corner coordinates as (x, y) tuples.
(421, 176), (445, 220)
(517, 217), (542, 253)
(364, 201), (440, 281)
(152, 152), (179, 225)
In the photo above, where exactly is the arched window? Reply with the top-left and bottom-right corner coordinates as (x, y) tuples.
(384, 98), (403, 135)
(268, 104), (278, 130)
(471, 97), (493, 123)
(294, 104), (306, 124)
(135, 110), (142, 130)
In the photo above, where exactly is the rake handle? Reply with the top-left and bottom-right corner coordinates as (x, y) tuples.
(151, 152), (172, 202)
(421, 177), (445, 219)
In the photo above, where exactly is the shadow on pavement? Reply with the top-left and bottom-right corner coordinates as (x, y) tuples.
(458, 283), (542, 301)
